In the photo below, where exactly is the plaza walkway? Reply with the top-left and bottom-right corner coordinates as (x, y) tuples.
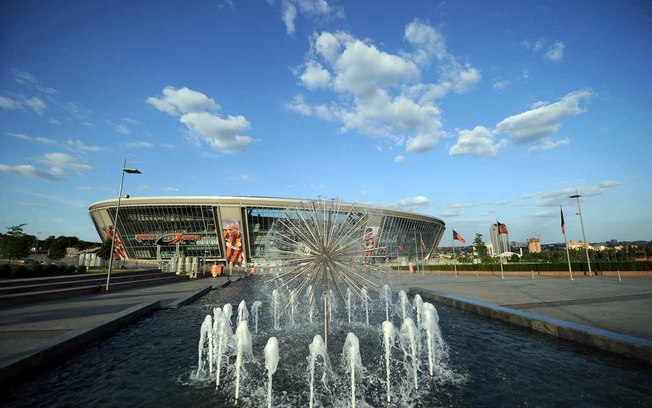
(389, 272), (652, 340)
(0, 274), (237, 385)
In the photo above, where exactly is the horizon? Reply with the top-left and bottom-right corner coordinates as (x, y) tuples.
(1, 1), (651, 245)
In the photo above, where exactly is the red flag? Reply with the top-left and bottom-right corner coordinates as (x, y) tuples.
(453, 230), (466, 243)
(560, 208), (566, 236)
(497, 222), (509, 235)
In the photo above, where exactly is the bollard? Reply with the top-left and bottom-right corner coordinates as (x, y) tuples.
(617, 270), (622, 283)
(531, 270), (535, 280)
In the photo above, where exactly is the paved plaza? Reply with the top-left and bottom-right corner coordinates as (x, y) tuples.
(390, 272), (652, 340)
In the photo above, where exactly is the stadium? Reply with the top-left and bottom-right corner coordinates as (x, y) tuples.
(88, 196), (446, 268)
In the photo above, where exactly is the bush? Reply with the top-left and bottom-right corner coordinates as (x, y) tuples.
(0, 264), (11, 279)
(43, 263), (58, 275)
(65, 265), (76, 275)
(76, 265), (87, 274)
(30, 263), (44, 277)
(11, 265), (28, 277)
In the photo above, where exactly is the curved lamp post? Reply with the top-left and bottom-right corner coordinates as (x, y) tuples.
(107, 159), (141, 292)
(569, 191), (592, 277)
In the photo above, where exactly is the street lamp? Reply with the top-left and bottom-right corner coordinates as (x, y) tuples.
(107, 159), (141, 292)
(569, 191), (592, 277)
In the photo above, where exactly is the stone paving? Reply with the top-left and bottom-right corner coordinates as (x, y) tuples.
(389, 272), (652, 340)
(0, 275), (231, 366)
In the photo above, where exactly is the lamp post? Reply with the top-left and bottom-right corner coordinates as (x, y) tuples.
(569, 191), (592, 277)
(107, 159), (141, 292)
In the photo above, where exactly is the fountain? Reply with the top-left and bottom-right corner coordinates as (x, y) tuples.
(263, 337), (279, 408)
(3, 199), (651, 407)
(381, 320), (396, 402)
(341, 332), (363, 408)
(251, 300), (262, 333)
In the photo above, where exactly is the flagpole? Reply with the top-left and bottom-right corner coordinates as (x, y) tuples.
(496, 222), (506, 279)
(453, 237), (458, 277)
(562, 207), (574, 281)
(419, 232), (425, 277)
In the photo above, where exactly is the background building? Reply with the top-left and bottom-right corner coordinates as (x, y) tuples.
(88, 196), (446, 267)
(527, 238), (542, 253)
(490, 223), (511, 256)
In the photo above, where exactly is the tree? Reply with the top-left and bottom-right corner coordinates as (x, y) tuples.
(473, 233), (490, 262)
(96, 238), (113, 261)
(0, 224), (34, 261)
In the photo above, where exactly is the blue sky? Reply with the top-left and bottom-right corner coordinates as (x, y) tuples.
(1, 0), (650, 245)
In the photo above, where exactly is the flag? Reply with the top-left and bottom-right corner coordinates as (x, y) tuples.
(497, 222), (509, 235)
(421, 239), (426, 251)
(453, 230), (466, 243)
(560, 208), (566, 235)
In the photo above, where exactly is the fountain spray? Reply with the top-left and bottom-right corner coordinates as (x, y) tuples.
(264, 337), (279, 408)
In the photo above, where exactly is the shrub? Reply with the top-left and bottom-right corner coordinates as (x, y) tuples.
(76, 265), (87, 274)
(11, 265), (28, 277)
(30, 264), (44, 277)
(65, 265), (76, 275)
(43, 264), (58, 275)
(0, 264), (11, 279)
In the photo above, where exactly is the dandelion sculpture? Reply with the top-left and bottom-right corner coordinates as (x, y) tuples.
(264, 199), (385, 348)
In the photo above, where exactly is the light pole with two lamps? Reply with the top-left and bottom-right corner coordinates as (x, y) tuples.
(107, 159), (141, 292)
(569, 191), (592, 277)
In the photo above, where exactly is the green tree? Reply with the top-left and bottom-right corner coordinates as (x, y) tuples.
(96, 239), (113, 261)
(0, 224), (34, 261)
(473, 233), (490, 262)
(47, 236), (83, 260)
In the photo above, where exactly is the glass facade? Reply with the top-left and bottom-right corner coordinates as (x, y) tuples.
(108, 205), (222, 260)
(89, 198), (446, 265)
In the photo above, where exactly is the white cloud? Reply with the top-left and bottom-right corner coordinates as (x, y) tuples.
(521, 38), (545, 51)
(67, 139), (105, 152)
(439, 202), (479, 218)
(147, 86), (219, 117)
(0, 164), (60, 180)
(149, 86), (255, 153)
(125, 141), (154, 149)
(449, 126), (500, 158)
(396, 195), (430, 208)
(137, 184), (151, 191)
(11, 69), (57, 95)
(404, 19), (447, 64)
(393, 155), (405, 163)
(278, 0), (341, 35)
(36, 137), (58, 145)
(282, 3), (298, 34)
(40, 152), (93, 175)
(545, 42), (565, 62)
(180, 112), (253, 152)
(115, 124), (131, 135)
(527, 180), (622, 207)
(230, 174), (254, 182)
(300, 60), (331, 89)
(23, 97), (47, 115)
(293, 21), (479, 154)
(495, 90), (593, 145)
(0, 151), (92, 181)
(528, 137), (570, 153)
(165, 187), (180, 192)
(6, 132), (31, 140)
(0, 96), (21, 110)
(493, 80), (510, 91)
